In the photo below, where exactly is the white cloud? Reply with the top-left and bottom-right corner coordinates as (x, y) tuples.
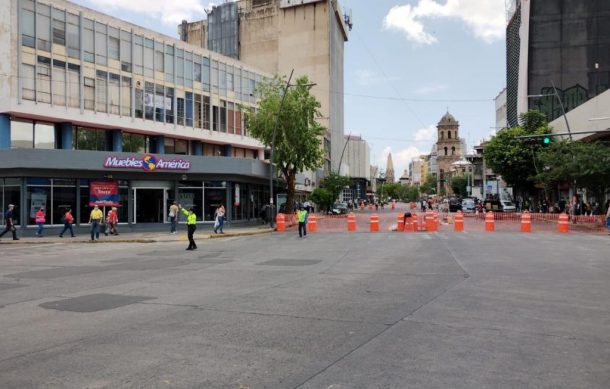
(89, 0), (211, 26)
(414, 125), (436, 141)
(383, 0), (505, 45)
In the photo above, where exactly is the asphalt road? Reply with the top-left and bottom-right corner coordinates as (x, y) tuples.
(1, 231), (609, 388)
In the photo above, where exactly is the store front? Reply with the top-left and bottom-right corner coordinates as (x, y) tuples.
(0, 149), (271, 229)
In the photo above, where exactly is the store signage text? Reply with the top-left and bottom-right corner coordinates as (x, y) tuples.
(103, 154), (191, 171)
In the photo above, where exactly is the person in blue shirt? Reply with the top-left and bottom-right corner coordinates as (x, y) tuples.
(0, 204), (19, 240)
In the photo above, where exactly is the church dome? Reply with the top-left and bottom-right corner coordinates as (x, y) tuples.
(438, 112), (457, 125)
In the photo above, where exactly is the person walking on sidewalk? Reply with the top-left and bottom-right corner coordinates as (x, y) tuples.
(0, 204), (19, 240)
(89, 205), (103, 241)
(107, 207), (119, 235)
(180, 205), (198, 250)
(35, 207), (46, 237)
(297, 205), (308, 238)
(169, 201), (179, 234)
(215, 205), (226, 234)
(59, 208), (75, 238)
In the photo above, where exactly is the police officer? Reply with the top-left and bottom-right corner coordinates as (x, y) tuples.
(180, 205), (197, 250)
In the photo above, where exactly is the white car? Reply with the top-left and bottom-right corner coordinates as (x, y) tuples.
(500, 200), (516, 212)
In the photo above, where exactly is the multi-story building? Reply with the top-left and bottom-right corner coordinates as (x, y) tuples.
(339, 135), (370, 202)
(180, 0), (352, 177)
(507, 0), (610, 127)
(435, 112), (464, 195)
(495, 88), (508, 130)
(408, 158), (421, 186)
(0, 0), (274, 229)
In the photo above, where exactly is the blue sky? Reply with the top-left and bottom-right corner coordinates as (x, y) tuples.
(74, 0), (507, 177)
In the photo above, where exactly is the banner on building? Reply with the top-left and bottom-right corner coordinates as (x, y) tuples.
(89, 181), (120, 207)
(234, 184), (240, 206)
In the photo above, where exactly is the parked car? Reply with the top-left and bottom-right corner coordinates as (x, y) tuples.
(330, 202), (348, 215)
(500, 200), (516, 212)
(448, 197), (462, 212)
(461, 199), (476, 213)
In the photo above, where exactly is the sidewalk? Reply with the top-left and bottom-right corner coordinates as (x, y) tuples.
(0, 224), (274, 245)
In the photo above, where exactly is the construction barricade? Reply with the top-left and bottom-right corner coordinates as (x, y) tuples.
(454, 211), (464, 232)
(558, 213), (569, 233)
(307, 213), (317, 233)
(520, 211), (531, 232)
(276, 213), (286, 232)
(347, 213), (356, 232)
(396, 213), (404, 232)
(485, 212), (495, 232)
(404, 213), (414, 232)
(370, 213), (379, 232)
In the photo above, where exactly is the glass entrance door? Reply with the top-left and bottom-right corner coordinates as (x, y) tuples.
(134, 188), (165, 223)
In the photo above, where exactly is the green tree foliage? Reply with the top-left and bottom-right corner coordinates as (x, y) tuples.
(309, 188), (334, 213)
(377, 182), (402, 201)
(484, 110), (552, 192)
(419, 174), (437, 195)
(535, 141), (610, 200)
(319, 172), (352, 205)
(403, 186), (420, 202)
(450, 175), (469, 198)
(243, 74), (325, 214)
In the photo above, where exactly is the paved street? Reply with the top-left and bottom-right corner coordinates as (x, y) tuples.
(1, 231), (609, 388)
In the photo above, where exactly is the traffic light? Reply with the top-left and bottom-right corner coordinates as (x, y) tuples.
(543, 136), (551, 145)
(522, 135), (552, 146)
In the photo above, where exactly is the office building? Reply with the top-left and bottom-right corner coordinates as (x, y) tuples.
(0, 0), (273, 229)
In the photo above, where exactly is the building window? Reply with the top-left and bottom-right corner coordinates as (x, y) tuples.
(143, 38), (154, 77)
(235, 108), (242, 135)
(203, 96), (210, 130)
(52, 8), (66, 46)
(66, 13), (80, 58)
(67, 63), (80, 108)
(144, 82), (154, 120)
(135, 84), (143, 118)
(21, 7), (35, 48)
(121, 76), (131, 116)
(219, 100), (227, 132)
(194, 56), (202, 83)
(37, 56), (51, 103)
(194, 94), (202, 128)
(95, 22), (107, 65)
(74, 127), (109, 151)
(451, 146), (455, 155)
(83, 19), (94, 63)
(177, 96), (185, 126)
(36, 4), (51, 51)
(120, 30), (131, 72)
(444, 147), (448, 156)
(202, 57), (210, 91)
(185, 92), (193, 127)
(185, 51), (193, 88)
(96, 70), (107, 113)
(109, 73), (120, 114)
(34, 123), (55, 149)
(440, 131), (444, 140)
(122, 132), (148, 153)
(154, 41), (164, 72)
(448, 131), (452, 139)
(108, 35), (120, 60)
(165, 45), (174, 81)
(84, 77), (95, 110)
(10, 121), (34, 149)
(165, 87), (174, 123)
(22, 64), (35, 101)
(134, 35), (143, 75)
(52, 59), (66, 106)
(155, 84), (164, 122)
(176, 49), (184, 86)
(211, 60), (218, 94)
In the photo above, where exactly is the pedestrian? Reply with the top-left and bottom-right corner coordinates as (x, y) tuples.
(180, 205), (197, 250)
(169, 201), (179, 234)
(297, 205), (308, 238)
(59, 208), (75, 238)
(88, 205), (103, 241)
(104, 208), (112, 236)
(108, 207), (119, 235)
(214, 205), (225, 234)
(35, 207), (46, 237)
(0, 204), (19, 240)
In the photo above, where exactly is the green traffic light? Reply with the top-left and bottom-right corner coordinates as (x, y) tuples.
(543, 137), (551, 144)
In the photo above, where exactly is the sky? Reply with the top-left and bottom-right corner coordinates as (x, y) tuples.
(73, 0), (507, 179)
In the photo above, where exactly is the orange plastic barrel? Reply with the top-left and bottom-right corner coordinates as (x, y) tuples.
(308, 213), (317, 233)
(347, 213), (356, 232)
(276, 213), (285, 232)
(485, 211), (495, 232)
(520, 211), (531, 233)
(558, 213), (569, 233)
(454, 211), (464, 232)
(370, 213), (379, 232)
(397, 213), (404, 232)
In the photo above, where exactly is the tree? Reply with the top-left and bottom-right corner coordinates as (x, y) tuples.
(535, 140), (610, 201)
(419, 174), (436, 195)
(450, 175), (469, 198)
(484, 110), (552, 193)
(319, 172), (352, 205)
(243, 74), (325, 215)
(403, 186), (420, 202)
(309, 188), (334, 213)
